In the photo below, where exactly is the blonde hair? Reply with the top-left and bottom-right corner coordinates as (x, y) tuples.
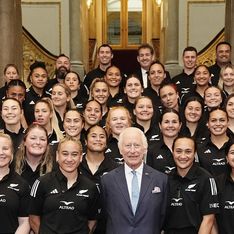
(52, 83), (76, 109)
(57, 136), (83, 154)
(35, 97), (64, 141)
(105, 106), (132, 136)
(15, 124), (53, 176)
(218, 63), (234, 93)
(89, 78), (110, 101)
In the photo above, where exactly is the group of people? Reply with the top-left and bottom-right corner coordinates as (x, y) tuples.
(0, 41), (234, 234)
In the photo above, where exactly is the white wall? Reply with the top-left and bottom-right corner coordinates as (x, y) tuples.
(21, 0), (70, 56)
(178, 0), (225, 65)
(21, 0), (226, 66)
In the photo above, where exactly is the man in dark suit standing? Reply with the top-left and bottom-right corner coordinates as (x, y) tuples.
(101, 127), (168, 234)
(135, 43), (155, 88)
(134, 44), (171, 89)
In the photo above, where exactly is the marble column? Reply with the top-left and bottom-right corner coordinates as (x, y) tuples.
(225, 0), (234, 63)
(69, 0), (87, 79)
(164, 0), (182, 77)
(0, 0), (22, 86)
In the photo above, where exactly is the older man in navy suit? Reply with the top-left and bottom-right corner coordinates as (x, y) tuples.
(101, 127), (168, 234)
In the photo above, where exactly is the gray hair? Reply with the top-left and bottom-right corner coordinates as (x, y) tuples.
(118, 127), (148, 153)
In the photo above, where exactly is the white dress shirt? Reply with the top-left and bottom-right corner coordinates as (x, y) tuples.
(124, 162), (143, 201)
(141, 68), (148, 88)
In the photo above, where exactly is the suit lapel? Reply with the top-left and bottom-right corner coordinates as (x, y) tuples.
(114, 166), (132, 210)
(137, 165), (152, 207)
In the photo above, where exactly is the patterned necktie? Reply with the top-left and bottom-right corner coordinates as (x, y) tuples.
(131, 170), (139, 214)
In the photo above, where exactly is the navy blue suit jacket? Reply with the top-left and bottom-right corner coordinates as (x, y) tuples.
(101, 164), (168, 234)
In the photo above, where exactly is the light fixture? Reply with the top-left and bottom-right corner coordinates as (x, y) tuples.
(156, 0), (162, 6)
(87, 0), (93, 9)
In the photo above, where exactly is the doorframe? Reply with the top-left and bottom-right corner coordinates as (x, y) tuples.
(102, 0), (147, 50)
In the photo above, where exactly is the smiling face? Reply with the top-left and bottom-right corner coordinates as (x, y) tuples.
(64, 72), (80, 92)
(137, 48), (154, 70)
(83, 101), (102, 127)
(148, 63), (165, 88)
(173, 137), (195, 176)
(185, 100), (202, 123)
(86, 126), (107, 153)
(108, 108), (131, 138)
(105, 66), (122, 88)
(204, 87), (222, 109)
(56, 140), (82, 174)
(51, 85), (70, 108)
(56, 56), (71, 71)
(216, 44), (231, 65)
(124, 77), (143, 101)
(34, 102), (52, 127)
(134, 97), (154, 121)
(221, 67), (234, 88)
(0, 136), (13, 169)
(183, 50), (197, 70)
(63, 110), (84, 138)
(160, 85), (179, 109)
(194, 65), (211, 87)
(30, 67), (48, 90)
(24, 127), (48, 158)
(1, 99), (21, 126)
(97, 46), (113, 66)
(207, 109), (228, 136)
(119, 128), (147, 170)
(91, 81), (110, 105)
(160, 112), (181, 138)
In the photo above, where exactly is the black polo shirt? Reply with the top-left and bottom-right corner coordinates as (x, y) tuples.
(197, 138), (230, 177)
(107, 91), (125, 108)
(172, 71), (196, 100)
(3, 126), (25, 154)
(45, 78), (58, 94)
(180, 88), (205, 106)
(105, 136), (123, 165)
(80, 156), (117, 234)
(83, 66), (106, 90)
(46, 77), (89, 99)
(164, 165), (219, 233)
(209, 62), (221, 86)
(24, 86), (50, 125)
(121, 97), (135, 119)
(179, 122), (209, 143)
(80, 156), (118, 187)
(0, 169), (30, 234)
(227, 128), (234, 138)
(133, 121), (161, 148)
(20, 161), (41, 188)
(143, 86), (163, 111)
(73, 91), (88, 112)
(216, 172), (234, 234)
(147, 140), (176, 175)
(29, 169), (100, 234)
